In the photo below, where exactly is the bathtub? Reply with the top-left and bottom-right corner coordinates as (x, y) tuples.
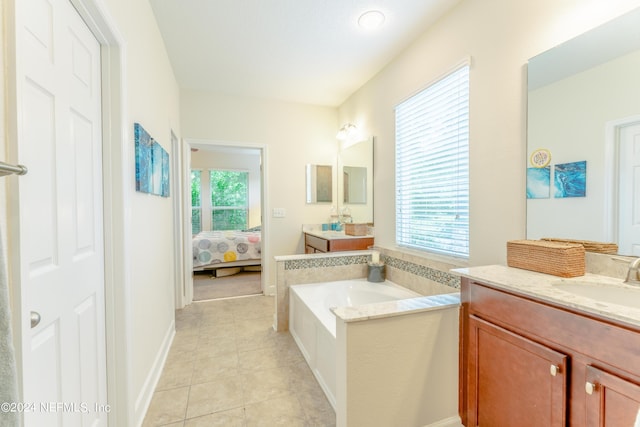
(289, 279), (421, 409)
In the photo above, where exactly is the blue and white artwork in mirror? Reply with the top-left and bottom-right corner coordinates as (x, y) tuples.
(527, 166), (550, 199)
(554, 161), (586, 198)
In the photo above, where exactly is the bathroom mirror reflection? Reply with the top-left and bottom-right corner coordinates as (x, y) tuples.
(526, 6), (640, 256)
(343, 166), (367, 204)
(305, 164), (333, 204)
(338, 137), (373, 223)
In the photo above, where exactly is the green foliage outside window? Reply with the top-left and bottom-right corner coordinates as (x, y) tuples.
(191, 170), (201, 234)
(210, 170), (248, 230)
(191, 170), (201, 207)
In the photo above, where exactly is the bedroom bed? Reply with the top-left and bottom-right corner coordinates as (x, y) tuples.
(192, 230), (262, 274)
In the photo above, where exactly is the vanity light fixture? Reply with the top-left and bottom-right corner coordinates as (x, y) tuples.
(336, 123), (358, 141)
(358, 10), (385, 30)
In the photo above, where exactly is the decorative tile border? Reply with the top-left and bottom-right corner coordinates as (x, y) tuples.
(382, 254), (461, 289)
(284, 255), (369, 270)
(283, 253), (460, 289)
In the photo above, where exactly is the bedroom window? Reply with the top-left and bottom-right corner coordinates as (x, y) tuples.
(395, 63), (470, 258)
(210, 170), (249, 230)
(191, 170), (202, 234)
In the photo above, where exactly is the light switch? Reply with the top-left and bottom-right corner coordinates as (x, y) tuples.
(272, 208), (286, 218)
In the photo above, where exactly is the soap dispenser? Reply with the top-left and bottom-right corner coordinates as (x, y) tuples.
(329, 206), (339, 230)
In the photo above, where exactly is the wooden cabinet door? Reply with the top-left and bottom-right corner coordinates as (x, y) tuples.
(468, 316), (568, 427)
(585, 365), (640, 427)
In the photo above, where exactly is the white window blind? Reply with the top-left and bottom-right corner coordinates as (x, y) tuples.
(395, 64), (470, 258)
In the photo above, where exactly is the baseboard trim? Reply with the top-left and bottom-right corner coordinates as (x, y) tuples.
(133, 319), (175, 427)
(425, 415), (464, 427)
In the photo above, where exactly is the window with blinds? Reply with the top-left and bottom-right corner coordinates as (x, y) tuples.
(395, 64), (470, 258)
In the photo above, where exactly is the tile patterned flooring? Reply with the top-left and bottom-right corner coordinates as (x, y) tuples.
(142, 295), (336, 426)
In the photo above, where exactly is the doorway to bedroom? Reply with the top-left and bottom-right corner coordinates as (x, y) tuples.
(189, 142), (264, 301)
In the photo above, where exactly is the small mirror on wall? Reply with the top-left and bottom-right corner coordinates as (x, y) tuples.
(306, 164), (333, 203)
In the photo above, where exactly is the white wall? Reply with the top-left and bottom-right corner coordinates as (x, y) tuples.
(180, 90), (339, 289)
(100, 0), (181, 421)
(338, 0), (640, 266)
(191, 149), (262, 229)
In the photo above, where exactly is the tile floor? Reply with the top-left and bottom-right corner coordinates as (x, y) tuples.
(142, 295), (336, 426)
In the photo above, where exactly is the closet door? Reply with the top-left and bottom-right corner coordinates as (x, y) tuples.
(15, 0), (108, 425)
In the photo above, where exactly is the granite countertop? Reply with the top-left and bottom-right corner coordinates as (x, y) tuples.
(331, 292), (460, 324)
(451, 265), (640, 329)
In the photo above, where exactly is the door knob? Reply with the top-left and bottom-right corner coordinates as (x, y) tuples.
(30, 311), (41, 328)
(550, 365), (561, 376)
(585, 381), (598, 395)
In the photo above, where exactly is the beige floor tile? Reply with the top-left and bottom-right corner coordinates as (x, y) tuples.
(200, 311), (235, 327)
(196, 298), (237, 310)
(241, 367), (293, 405)
(144, 295), (335, 425)
(175, 317), (201, 332)
(142, 386), (190, 426)
(296, 386), (335, 422)
(231, 296), (275, 320)
(238, 346), (282, 372)
(194, 335), (237, 359)
(244, 394), (307, 427)
(235, 328), (279, 352)
(198, 322), (236, 339)
(156, 359), (195, 391)
(172, 334), (199, 352)
(191, 352), (239, 384)
(186, 377), (244, 419)
(184, 407), (245, 427)
(234, 315), (276, 337)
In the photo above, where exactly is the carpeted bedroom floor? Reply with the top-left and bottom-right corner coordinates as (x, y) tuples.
(193, 270), (262, 301)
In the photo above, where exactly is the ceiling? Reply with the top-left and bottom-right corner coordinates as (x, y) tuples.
(149, 0), (461, 107)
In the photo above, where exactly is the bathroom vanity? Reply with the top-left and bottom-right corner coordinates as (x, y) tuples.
(454, 265), (640, 427)
(304, 231), (373, 253)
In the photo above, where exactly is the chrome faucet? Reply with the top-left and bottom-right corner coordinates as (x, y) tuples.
(624, 258), (640, 285)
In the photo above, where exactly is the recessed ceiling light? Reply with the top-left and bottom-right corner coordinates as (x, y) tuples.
(358, 10), (385, 30)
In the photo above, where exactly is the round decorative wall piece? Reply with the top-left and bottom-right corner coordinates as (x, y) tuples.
(530, 148), (551, 168)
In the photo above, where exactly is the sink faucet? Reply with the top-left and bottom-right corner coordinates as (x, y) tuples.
(624, 258), (640, 285)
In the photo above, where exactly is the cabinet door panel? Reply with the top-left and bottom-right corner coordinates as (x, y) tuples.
(585, 365), (640, 427)
(469, 316), (568, 427)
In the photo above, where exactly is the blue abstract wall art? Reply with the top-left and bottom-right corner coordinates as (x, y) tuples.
(526, 166), (550, 199)
(554, 161), (586, 198)
(135, 123), (170, 197)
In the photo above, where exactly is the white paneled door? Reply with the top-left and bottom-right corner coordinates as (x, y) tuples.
(15, 0), (108, 425)
(619, 123), (640, 256)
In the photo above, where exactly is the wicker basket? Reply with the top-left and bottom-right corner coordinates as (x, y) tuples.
(344, 223), (368, 236)
(541, 238), (618, 254)
(507, 240), (585, 277)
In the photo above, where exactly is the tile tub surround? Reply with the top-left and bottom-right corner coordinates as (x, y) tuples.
(274, 248), (462, 332)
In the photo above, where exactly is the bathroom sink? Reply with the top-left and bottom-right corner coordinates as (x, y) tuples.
(552, 280), (640, 309)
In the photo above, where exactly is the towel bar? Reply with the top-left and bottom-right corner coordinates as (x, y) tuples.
(0, 161), (28, 177)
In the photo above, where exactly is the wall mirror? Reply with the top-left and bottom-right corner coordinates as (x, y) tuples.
(338, 137), (374, 223)
(306, 164), (333, 203)
(526, 6), (640, 255)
